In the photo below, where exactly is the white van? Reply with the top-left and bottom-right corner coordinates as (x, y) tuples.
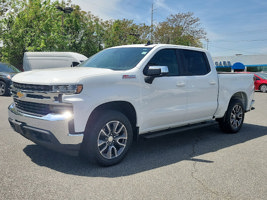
(23, 52), (88, 71)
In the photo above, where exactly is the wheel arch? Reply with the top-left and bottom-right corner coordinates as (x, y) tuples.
(86, 101), (138, 140)
(230, 91), (247, 109)
(0, 78), (7, 83)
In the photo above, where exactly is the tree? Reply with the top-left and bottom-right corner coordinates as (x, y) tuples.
(0, 0), (102, 69)
(0, 0), (19, 17)
(0, 0), (207, 69)
(153, 12), (206, 47)
(0, 0), (21, 59)
(103, 19), (150, 48)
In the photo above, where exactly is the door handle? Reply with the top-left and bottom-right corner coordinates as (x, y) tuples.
(209, 81), (216, 85)
(176, 82), (185, 87)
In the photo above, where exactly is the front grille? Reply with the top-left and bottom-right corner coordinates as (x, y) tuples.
(13, 82), (52, 92)
(14, 98), (51, 116)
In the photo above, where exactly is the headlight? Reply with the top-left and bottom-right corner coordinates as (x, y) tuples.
(6, 75), (11, 79)
(51, 84), (83, 94)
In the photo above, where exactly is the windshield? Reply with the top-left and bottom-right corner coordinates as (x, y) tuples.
(80, 47), (152, 70)
(256, 73), (267, 80)
(0, 63), (20, 73)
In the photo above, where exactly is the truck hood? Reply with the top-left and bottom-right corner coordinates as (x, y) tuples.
(12, 67), (114, 85)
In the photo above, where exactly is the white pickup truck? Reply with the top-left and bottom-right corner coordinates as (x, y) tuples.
(8, 44), (255, 166)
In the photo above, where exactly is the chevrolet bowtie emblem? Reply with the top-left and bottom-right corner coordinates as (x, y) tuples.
(17, 91), (24, 98)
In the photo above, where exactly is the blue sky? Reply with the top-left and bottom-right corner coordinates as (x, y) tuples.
(74, 0), (267, 57)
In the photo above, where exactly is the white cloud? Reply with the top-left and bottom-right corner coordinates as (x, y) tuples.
(258, 47), (267, 55)
(154, 0), (176, 15)
(206, 30), (224, 41)
(72, 0), (122, 20)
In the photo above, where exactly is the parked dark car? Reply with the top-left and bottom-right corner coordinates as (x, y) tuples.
(0, 62), (20, 96)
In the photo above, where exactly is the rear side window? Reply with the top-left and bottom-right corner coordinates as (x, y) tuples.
(254, 76), (260, 81)
(179, 50), (210, 76)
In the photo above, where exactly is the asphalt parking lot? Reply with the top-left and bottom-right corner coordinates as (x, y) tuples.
(0, 93), (266, 200)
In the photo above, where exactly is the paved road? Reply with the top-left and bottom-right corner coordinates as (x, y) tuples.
(0, 93), (266, 200)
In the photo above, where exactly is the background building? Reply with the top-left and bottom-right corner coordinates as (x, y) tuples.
(213, 54), (267, 72)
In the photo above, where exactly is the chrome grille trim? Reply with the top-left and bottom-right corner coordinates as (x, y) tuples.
(13, 82), (52, 92)
(14, 98), (51, 116)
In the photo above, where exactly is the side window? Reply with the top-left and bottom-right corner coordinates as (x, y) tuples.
(72, 61), (80, 67)
(147, 49), (179, 76)
(179, 50), (211, 76)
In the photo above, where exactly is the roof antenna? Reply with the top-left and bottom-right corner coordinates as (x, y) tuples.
(146, 41), (151, 46)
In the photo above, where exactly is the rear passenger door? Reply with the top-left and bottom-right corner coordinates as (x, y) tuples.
(178, 49), (218, 122)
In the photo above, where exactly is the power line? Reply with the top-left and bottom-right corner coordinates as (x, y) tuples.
(215, 39), (267, 43)
(229, 28), (267, 34)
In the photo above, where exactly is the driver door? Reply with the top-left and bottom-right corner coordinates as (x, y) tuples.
(139, 49), (188, 133)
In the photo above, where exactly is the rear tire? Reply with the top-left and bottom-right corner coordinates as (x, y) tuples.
(218, 99), (245, 133)
(259, 84), (267, 93)
(80, 110), (133, 166)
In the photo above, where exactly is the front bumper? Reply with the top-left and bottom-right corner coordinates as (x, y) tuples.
(8, 103), (83, 155)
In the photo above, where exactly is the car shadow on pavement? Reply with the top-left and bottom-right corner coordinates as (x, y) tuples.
(23, 123), (267, 177)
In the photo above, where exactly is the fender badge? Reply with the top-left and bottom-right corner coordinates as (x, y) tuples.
(122, 75), (136, 79)
(17, 91), (24, 98)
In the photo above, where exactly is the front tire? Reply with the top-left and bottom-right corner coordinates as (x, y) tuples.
(81, 110), (133, 166)
(259, 84), (267, 93)
(218, 99), (245, 133)
(0, 81), (7, 96)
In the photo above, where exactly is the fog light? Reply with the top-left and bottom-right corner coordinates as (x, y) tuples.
(49, 104), (73, 115)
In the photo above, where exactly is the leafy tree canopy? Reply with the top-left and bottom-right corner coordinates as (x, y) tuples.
(0, 0), (207, 69)
(153, 12), (206, 47)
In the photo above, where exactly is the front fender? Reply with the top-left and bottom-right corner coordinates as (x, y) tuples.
(63, 74), (142, 133)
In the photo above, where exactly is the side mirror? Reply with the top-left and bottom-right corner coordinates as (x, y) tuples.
(144, 66), (169, 84)
(146, 66), (169, 76)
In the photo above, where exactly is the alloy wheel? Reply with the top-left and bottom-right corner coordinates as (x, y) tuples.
(0, 82), (6, 96)
(97, 120), (128, 160)
(230, 105), (243, 129)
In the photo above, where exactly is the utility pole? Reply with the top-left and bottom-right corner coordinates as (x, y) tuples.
(150, 3), (154, 43)
(56, 6), (73, 35)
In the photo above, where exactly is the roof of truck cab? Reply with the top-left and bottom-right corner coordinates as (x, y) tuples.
(24, 52), (88, 60)
(110, 44), (207, 52)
